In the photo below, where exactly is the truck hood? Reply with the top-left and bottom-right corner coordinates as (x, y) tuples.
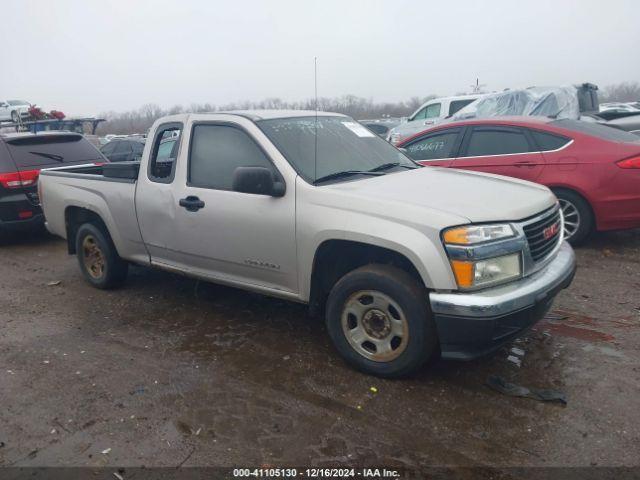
(324, 166), (556, 224)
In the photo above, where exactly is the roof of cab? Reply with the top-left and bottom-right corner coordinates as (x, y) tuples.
(199, 110), (347, 121)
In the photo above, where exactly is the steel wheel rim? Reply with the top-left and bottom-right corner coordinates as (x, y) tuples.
(341, 290), (409, 362)
(82, 235), (105, 279)
(559, 199), (581, 239)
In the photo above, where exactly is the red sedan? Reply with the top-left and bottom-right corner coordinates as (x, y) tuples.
(398, 117), (640, 244)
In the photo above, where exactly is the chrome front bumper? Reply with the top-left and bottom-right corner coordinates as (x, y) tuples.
(430, 241), (576, 319)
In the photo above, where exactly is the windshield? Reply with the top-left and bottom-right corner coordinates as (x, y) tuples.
(257, 116), (415, 183)
(8, 100), (28, 106)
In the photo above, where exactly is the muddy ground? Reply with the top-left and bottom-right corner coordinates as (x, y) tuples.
(0, 229), (639, 472)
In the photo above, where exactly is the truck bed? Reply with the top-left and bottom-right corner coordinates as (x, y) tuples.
(39, 162), (149, 265)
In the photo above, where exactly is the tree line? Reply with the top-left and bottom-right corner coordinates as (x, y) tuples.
(96, 82), (640, 136)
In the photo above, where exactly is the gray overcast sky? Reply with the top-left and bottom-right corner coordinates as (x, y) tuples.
(2, 0), (639, 116)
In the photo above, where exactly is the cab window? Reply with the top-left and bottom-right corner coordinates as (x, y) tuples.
(148, 124), (182, 182)
(424, 103), (441, 119)
(188, 124), (275, 191)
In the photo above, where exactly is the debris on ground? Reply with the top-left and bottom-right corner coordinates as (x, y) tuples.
(485, 375), (567, 405)
(370, 386), (378, 394)
(506, 355), (522, 367)
(511, 347), (525, 357)
(101, 447), (112, 454)
(47, 280), (61, 286)
(545, 312), (569, 321)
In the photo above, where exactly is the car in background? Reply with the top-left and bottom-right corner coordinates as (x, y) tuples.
(398, 117), (640, 244)
(359, 118), (402, 138)
(0, 100), (31, 123)
(100, 138), (145, 162)
(599, 102), (640, 114)
(0, 132), (106, 234)
(387, 94), (483, 145)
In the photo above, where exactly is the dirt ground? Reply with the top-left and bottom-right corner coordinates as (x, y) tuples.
(0, 229), (639, 472)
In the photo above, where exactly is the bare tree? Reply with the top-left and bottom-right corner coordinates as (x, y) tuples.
(599, 82), (640, 103)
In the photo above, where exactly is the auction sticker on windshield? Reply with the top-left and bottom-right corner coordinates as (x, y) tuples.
(342, 121), (376, 137)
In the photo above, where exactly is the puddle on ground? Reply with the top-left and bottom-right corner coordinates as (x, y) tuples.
(536, 310), (616, 343)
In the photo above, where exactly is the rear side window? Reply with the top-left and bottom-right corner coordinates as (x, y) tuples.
(464, 128), (533, 157)
(5, 135), (103, 169)
(100, 142), (116, 156)
(131, 142), (144, 155)
(404, 129), (460, 161)
(530, 130), (571, 151)
(188, 124), (274, 191)
(551, 119), (640, 143)
(113, 141), (132, 155)
(148, 124), (182, 182)
(449, 99), (475, 116)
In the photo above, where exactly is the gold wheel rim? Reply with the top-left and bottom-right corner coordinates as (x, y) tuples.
(82, 235), (105, 279)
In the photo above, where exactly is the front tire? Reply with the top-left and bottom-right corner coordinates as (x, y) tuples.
(553, 189), (593, 245)
(75, 223), (128, 289)
(325, 264), (437, 378)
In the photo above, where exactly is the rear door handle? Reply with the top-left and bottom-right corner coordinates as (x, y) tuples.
(179, 196), (205, 212)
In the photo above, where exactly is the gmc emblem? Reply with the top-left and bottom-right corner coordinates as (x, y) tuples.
(543, 222), (560, 240)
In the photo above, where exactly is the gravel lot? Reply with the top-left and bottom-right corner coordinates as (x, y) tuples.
(0, 229), (639, 472)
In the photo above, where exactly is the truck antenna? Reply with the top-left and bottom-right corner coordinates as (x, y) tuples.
(314, 56), (318, 182)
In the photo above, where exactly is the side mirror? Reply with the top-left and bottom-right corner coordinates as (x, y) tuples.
(232, 166), (285, 197)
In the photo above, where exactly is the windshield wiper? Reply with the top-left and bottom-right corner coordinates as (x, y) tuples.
(313, 170), (385, 184)
(368, 162), (417, 172)
(28, 151), (64, 162)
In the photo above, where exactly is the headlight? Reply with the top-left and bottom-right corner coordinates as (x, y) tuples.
(442, 223), (521, 289)
(443, 224), (515, 245)
(449, 253), (521, 289)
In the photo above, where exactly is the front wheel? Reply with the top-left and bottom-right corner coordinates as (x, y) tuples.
(75, 223), (128, 289)
(325, 264), (437, 378)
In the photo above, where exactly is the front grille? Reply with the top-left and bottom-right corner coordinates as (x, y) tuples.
(523, 208), (562, 262)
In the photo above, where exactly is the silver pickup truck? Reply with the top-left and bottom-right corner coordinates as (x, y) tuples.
(39, 110), (576, 377)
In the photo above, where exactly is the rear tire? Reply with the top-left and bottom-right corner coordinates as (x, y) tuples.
(553, 189), (593, 245)
(75, 223), (128, 289)
(325, 264), (437, 378)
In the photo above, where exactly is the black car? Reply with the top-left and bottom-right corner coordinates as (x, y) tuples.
(0, 132), (105, 234)
(100, 138), (145, 162)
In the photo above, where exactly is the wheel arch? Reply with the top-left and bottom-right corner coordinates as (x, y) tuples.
(64, 206), (113, 254)
(548, 185), (598, 228)
(307, 239), (427, 316)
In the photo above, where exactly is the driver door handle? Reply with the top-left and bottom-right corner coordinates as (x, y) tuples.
(179, 196), (205, 212)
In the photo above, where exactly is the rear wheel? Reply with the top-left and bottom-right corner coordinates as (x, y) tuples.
(553, 189), (593, 245)
(325, 264), (437, 378)
(75, 223), (128, 289)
